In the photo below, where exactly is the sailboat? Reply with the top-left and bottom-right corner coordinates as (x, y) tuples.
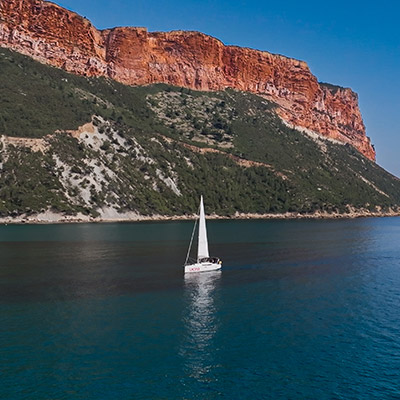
(184, 196), (222, 273)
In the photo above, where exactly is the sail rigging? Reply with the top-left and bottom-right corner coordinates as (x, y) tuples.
(184, 217), (197, 266)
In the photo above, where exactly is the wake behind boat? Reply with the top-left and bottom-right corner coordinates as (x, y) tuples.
(184, 196), (222, 273)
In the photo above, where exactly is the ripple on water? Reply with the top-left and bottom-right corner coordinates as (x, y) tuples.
(1, 218), (400, 399)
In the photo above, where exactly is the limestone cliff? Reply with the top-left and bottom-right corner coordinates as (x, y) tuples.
(0, 0), (375, 160)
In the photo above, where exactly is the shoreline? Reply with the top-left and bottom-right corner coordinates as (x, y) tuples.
(1, 210), (400, 225)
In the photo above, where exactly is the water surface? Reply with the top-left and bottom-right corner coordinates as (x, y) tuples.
(1, 218), (400, 399)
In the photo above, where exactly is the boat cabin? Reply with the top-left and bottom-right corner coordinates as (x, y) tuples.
(198, 257), (222, 264)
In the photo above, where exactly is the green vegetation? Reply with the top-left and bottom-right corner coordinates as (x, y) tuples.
(0, 47), (399, 218)
(0, 48), (163, 137)
(0, 146), (73, 215)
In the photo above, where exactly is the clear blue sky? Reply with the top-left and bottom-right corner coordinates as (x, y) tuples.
(58, 0), (400, 176)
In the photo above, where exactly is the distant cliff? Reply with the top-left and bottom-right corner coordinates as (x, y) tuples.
(0, 0), (375, 160)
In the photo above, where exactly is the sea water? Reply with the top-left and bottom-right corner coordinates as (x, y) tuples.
(1, 218), (400, 399)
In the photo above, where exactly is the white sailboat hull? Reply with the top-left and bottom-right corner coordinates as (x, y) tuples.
(184, 196), (222, 274)
(184, 262), (222, 274)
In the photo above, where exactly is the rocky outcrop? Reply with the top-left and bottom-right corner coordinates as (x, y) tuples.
(0, 0), (375, 160)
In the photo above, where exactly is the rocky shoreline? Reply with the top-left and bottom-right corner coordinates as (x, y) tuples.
(1, 209), (399, 225)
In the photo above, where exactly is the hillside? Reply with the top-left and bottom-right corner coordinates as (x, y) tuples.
(0, 48), (399, 221)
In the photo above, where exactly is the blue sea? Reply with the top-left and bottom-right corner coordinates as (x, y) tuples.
(1, 218), (400, 399)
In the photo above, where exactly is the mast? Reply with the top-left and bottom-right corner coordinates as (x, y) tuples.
(197, 195), (209, 261)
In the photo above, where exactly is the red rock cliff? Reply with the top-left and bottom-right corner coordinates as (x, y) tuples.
(0, 0), (375, 160)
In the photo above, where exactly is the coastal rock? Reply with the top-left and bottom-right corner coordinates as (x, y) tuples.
(0, 0), (375, 160)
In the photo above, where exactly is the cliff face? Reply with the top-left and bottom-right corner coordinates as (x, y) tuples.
(0, 0), (375, 160)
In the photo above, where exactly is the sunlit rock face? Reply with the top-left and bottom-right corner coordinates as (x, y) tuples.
(0, 0), (375, 160)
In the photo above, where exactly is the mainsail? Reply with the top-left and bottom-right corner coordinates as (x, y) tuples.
(197, 195), (209, 260)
